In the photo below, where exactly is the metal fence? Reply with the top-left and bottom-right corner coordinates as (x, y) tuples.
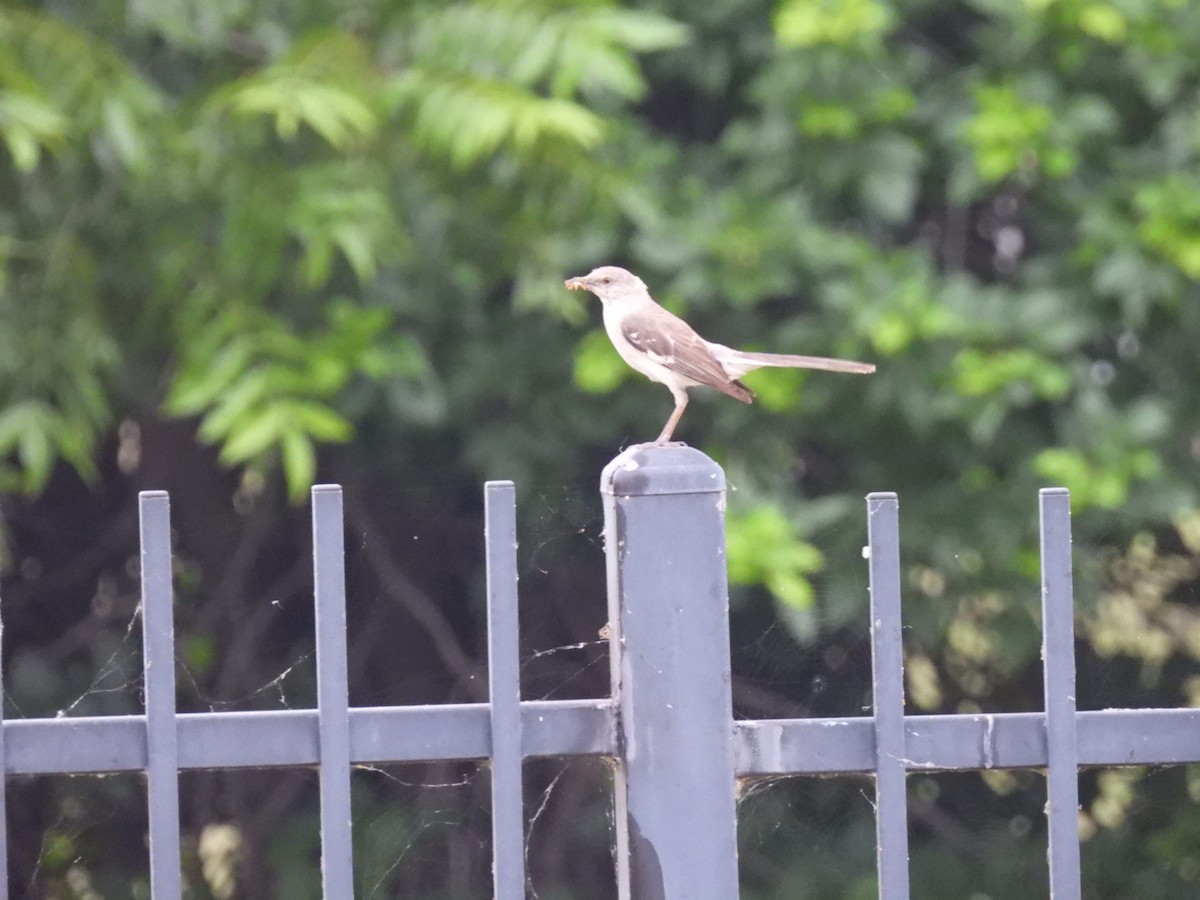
(3, 444), (1199, 899)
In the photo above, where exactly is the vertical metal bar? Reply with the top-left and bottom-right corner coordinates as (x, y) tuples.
(0, 598), (9, 892)
(601, 446), (740, 900)
(140, 491), (181, 899)
(867, 492), (910, 900)
(485, 481), (525, 900)
(312, 485), (355, 898)
(1040, 488), (1082, 899)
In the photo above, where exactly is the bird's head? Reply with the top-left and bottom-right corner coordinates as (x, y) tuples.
(564, 266), (647, 304)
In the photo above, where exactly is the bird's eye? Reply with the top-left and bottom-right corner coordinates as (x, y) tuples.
(602, 277), (612, 284)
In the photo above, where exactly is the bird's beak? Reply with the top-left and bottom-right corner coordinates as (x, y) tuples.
(564, 276), (588, 291)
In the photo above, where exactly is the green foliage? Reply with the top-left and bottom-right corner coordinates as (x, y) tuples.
(572, 328), (630, 393)
(166, 302), (411, 501)
(0, 399), (100, 492)
(0, 91), (67, 171)
(386, 3), (686, 167)
(727, 505), (824, 608)
(965, 83), (1077, 183)
(953, 347), (1071, 401)
(0, 1), (683, 497)
(775, 0), (893, 49)
(4, 0), (1200, 894)
(1134, 175), (1200, 277)
(211, 31), (381, 148)
(1034, 445), (1161, 510)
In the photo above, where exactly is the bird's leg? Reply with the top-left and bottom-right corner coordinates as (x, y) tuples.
(653, 390), (689, 445)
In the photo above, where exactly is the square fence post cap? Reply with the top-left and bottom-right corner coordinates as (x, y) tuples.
(601, 444), (726, 497)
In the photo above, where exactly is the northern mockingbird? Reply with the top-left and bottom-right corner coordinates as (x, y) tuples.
(565, 266), (875, 445)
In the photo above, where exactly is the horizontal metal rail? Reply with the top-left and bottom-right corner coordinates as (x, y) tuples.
(737, 708), (1200, 774)
(3, 700), (615, 774)
(7, 705), (1197, 776)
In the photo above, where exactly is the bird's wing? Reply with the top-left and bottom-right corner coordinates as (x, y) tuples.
(621, 307), (752, 401)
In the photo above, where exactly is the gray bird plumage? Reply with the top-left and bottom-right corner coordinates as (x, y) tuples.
(565, 265), (875, 445)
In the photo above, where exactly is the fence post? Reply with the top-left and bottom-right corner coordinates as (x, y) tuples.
(485, 481), (526, 900)
(140, 491), (182, 900)
(867, 493), (911, 900)
(0, 597), (8, 894)
(312, 485), (355, 899)
(1040, 488), (1082, 899)
(602, 445), (739, 900)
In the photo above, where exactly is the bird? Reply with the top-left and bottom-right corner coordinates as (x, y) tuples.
(565, 266), (875, 445)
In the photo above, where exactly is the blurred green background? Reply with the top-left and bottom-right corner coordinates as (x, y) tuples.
(2, 0), (1199, 897)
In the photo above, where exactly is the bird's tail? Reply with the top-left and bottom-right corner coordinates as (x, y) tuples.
(718, 349), (876, 379)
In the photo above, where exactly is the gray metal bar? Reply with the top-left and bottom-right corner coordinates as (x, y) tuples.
(485, 481), (525, 900)
(0, 592), (9, 892)
(867, 492), (910, 900)
(1040, 488), (1082, 899)
(312, 485), (355, 899)
(4, 699), (618, 773)
(139, 491), (181, 899)
(602, 446), (740, 900)
(905, 713), (1042, 771)
(1076, 707), (1200, 764)
(6, 702), (1200, 777)
(355, 700), (616, 763)
(737, 707), (1200, 775)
